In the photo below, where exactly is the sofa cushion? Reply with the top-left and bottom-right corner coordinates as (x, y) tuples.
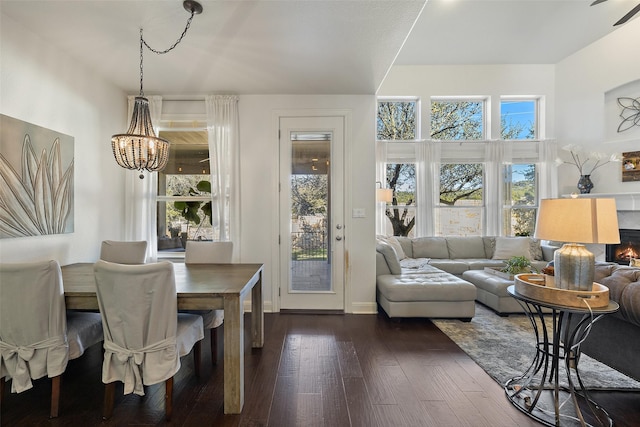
(597, 265), (640, 328)
(412, 237), (449, 259)
(396, 236), (414, 258)
(446, 236), (486, 258)
(376, 242), (402, 275)
(492, 237), (532, 260)
(427, 260), (470, 276)
(384, 236), (406, 260)
(377, 273), (477, 302)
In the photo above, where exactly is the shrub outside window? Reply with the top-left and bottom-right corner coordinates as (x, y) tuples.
(504, 163), (537, 236)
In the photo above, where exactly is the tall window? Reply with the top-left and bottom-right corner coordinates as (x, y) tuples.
(156, 127), (215, 254)
(504, 163), (537, 236)
(377, 98), (419, 236)
(431, 99), (485, 140)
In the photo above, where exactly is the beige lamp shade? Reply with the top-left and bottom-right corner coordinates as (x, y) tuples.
(534, 198), (620, 244)
(534, 198), (619, 291)
(376, 188), (393, 203)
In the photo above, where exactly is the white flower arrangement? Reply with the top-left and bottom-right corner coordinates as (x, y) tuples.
(556, 144), (621, 175)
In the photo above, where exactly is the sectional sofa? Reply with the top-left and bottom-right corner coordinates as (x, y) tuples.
(375, 235), (556, 319)
(566, 262), (640, 381)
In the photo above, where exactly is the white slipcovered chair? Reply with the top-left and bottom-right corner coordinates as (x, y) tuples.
(184, 241), (232, 365)
(99, 240), (148, 264)
(93, 260), (204, 420)
(0, 260), (103, 418)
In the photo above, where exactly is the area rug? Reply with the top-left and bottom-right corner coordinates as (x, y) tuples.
(432, 303), (640, 390)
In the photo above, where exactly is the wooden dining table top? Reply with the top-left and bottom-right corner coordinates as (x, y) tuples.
(62, 262), (264, 295)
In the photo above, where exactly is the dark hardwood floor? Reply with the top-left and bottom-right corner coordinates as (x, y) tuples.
(2, 311), (639, 426)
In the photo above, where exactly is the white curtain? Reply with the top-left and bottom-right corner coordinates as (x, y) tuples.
(415, 141), (439, 237)
(124, 96), (161, 262)
(485, 140), (511, 236)
(538, 139), (558, 199)
(205, 95), (240, 258)
(375, 140), (388, 236)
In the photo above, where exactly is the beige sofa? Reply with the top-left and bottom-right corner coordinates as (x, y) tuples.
(376, 236), (556, 319)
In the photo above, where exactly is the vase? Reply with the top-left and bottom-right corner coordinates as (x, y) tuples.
(577, 175), (593, 194)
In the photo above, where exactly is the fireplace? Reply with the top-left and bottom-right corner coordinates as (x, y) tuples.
(606, 229), (640, 265)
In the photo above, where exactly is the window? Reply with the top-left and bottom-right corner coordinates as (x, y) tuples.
(504, 164), (537, 236)
(431, 99), (485, 140)
(501, 99), (537, 140)
(156, 128), (218, 254)
(384, 163), (416, 236)
(376, 94), (549, 238)
(377, 98), (418, 141)
(435, 163), (484, 236)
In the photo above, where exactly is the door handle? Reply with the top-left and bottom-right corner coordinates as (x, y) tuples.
(336, 236), (343, 241)
(336, 224), (342, 230)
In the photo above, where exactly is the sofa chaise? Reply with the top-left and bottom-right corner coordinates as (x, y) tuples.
(376, 235), (556, 319)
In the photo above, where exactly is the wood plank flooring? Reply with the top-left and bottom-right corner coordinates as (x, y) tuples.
(2, 312), (639, 426)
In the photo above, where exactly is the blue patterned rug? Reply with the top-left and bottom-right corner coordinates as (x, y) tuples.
(433, 303), (640, 390)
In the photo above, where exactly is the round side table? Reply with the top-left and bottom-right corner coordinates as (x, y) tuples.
(505, 285), (619, 427)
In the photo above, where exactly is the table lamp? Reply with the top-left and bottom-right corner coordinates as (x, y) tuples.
(534, 197), (620, 291)
(376, 181), (393, 203)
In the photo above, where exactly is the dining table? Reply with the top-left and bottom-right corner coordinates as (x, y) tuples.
(61, 262), (264, 414)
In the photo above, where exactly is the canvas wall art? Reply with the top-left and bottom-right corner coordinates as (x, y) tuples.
(622, 151), (640, 182)
(0, 114), (74, 238)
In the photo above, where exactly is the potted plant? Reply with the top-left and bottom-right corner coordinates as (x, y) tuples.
(501, 256), (536, 276)
(173, 180), (212, 241)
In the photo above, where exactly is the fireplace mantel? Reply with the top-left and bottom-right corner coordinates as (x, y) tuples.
(561, 192), (640, 211)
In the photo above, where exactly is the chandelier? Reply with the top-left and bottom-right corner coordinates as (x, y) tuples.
(111, 0), (203, 179)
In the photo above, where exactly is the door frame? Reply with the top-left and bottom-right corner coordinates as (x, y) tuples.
(271, 109), (352, 313)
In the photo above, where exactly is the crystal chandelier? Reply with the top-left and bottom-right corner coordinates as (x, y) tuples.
(111, 0), (203, 179)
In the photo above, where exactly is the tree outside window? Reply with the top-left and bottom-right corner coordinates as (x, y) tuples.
(431, 100), (484, 140)
(377, 100), (416, 140)
(436, 163), (484, 236)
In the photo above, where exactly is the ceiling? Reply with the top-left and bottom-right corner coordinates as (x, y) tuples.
(1, 0), (638, 96)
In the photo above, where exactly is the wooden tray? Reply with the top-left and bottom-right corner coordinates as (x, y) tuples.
(483, 267), (514, 280)
(514, 274), (609, 308)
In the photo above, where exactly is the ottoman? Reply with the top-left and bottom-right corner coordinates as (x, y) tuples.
(461, 270), (524, 315)
(377, 270), (477, 320)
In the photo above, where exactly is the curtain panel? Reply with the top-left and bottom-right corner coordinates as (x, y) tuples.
(205, 95), (240, 260)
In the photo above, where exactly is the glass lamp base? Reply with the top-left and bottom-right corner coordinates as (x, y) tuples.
(554, 243), (595, 291)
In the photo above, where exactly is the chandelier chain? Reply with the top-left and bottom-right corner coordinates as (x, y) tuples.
(138, 9), (196, 96)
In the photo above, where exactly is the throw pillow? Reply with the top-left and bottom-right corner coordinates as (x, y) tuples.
(385, 236), (406, 260)
(631, 258), (640, 267)
(492, 237), (532, 260)
(529, 238), (544, 261)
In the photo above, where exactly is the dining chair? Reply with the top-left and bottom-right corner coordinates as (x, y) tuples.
(99, 240), (148, 264)
(184, 241), (232, 365)
(93, 260), (204, 420)
(0, 260), (103, 418)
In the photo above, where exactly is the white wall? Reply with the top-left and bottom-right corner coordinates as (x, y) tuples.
(378, 64), (556, 139)
(0, 14), (128, 264)
(555, 19), (640, 196)
(239, 95), (377, 313)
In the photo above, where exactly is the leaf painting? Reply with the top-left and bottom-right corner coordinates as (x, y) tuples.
(0, 115), (74, 238)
